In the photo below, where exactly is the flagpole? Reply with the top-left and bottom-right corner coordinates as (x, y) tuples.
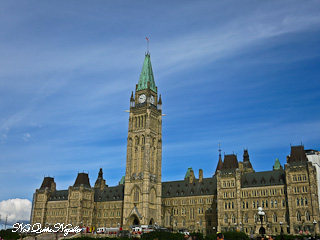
(146, 37), (149, 53)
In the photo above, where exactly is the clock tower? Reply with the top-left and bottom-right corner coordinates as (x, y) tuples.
(122, 52), (162, 228)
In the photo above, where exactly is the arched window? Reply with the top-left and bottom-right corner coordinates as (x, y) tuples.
(183, 219), (186, 227)
(134, 188), (139, 202)
(232, 215), (236, 223)
(244, 214), (249, 224)
(273, 213), (278, 223)
(297, 212), (301, 221)
(262, 200), (265, 207)
(305, 197), (308, 205)
(301, 198), (304, 206)
(141, 135), (145, 144)
(225, 202), (227, 209)
(275, 200), (277, 207)
(266, 200), (268, 208)
(135, 136), (139, 145)
(297, 198), (300, 206)
(253, 201), (255, 208)
(254, 214), (258, 223)
(150, 189), (155, 204)
(271, 200), (274, 208)
(224, 214), (228, 224)
(306, 211), (311, 221)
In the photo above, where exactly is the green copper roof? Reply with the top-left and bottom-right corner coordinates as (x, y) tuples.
(119, 176), (125, 185)
(273, 158), (281, 170)
(184, 167), (193, 180)
(137, 53), (157, 93)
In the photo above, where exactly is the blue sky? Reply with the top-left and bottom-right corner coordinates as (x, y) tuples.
(0, 0), (320, 224)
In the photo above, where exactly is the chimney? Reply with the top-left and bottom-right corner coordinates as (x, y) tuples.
(189, 170), (195, 184)
(199, 169), (203, 183)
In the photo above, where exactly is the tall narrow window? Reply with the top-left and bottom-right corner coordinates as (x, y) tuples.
(273, 213), (277, 223)
(134, 188), (139, 202)
(306, 211), (311, 221)
(232, 215), (236, 223)
(297, 212), (301, 221)
(224, 214), (228, 224)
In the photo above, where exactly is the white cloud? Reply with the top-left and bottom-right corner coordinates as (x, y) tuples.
(23, 133), (32, 142)
(0, 199), (32, 225)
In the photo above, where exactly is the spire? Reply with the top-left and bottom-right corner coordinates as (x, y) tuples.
(130, 91), (134, 101)
(215, 143), (223, 173)
(137, 53), (157, 93)
(130, 91), (135, 107)
(95, 168), (106, 190)
(157, 94), (162, 110)
(98, 168), (103, 178)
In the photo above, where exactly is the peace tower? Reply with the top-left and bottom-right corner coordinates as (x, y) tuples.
(122, 52), (163, 228)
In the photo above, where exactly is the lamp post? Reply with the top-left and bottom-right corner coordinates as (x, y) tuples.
(258, 207), (265, 238)
(313, 220), (317, 238)
(80, 221), (83, 237)
(239, 222), (242, 232)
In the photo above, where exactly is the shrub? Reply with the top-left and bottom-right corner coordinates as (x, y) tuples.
(205, 231), (249, 240)
(0, 229), (22, 240)
(141, 231), (185, 240)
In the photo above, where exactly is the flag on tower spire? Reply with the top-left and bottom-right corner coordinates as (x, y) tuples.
(146, 37), (149, 53)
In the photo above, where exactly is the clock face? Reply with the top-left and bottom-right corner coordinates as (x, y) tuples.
(138, 94), (146, 103)
(150, 95), (155, 104)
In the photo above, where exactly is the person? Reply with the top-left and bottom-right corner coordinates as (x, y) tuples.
(217, 232), (224, 240)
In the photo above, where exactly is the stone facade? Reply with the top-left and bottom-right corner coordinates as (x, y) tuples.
(30, 53), (320, 236)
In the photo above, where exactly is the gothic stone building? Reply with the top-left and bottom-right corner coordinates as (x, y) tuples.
(31, 53), (320, 236)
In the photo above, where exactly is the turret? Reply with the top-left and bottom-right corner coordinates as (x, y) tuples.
(158, 95), (162, 110)
(95, 168), (106, 190)
(130, 91), (135, 107)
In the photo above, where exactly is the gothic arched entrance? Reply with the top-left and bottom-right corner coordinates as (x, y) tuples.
(129, 214), (140, 226)
(149, 218), (155, 225)
(259, 226), (265, 235)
